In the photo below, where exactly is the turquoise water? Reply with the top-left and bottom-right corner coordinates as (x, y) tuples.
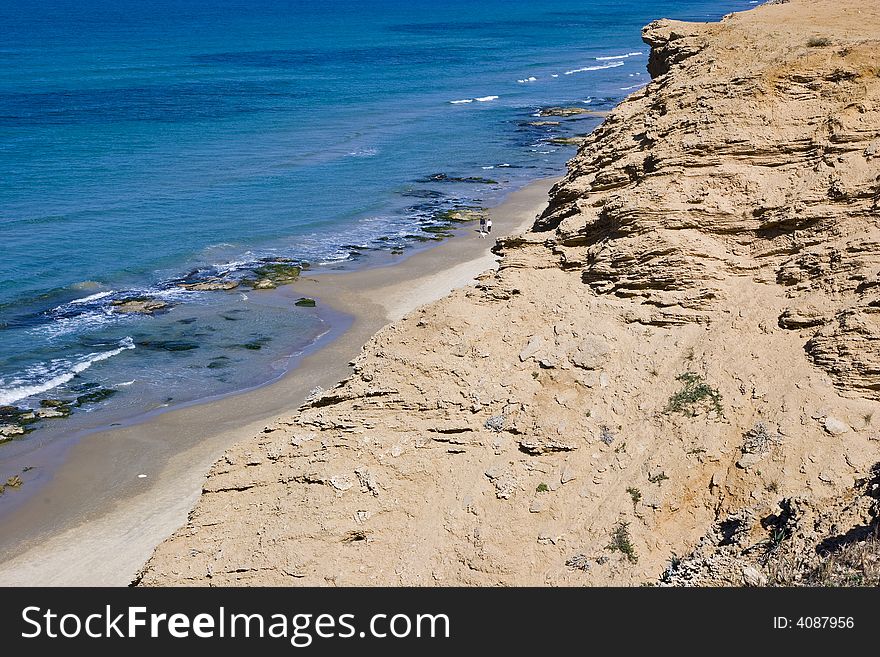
(0, 0), (753, 443)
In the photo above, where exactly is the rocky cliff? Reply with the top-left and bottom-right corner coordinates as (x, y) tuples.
(137, 0), (880, 586)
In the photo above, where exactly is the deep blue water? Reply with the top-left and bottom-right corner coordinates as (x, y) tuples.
(0, 0), (755, 443)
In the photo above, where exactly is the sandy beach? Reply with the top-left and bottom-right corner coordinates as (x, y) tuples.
(0, 178), (556, 586)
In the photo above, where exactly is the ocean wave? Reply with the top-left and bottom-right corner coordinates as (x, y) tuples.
(564, 61), (624, 75)
(0, 337), (135, 406)
(620, 83), (647, 91)
(474, 95), (499, 102)
(595, 52), (643, 61)
(68, 290), (114, 305)
(449, 99), (474, 104)
(34, 308), (118, 340)
(517, 77), (537, 84)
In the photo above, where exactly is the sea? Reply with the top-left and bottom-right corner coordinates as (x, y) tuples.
(0, 0), (755, 458)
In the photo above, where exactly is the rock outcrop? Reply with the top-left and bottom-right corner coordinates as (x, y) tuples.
(137, 0), (880, 586)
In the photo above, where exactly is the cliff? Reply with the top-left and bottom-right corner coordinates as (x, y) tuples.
(137, 0), (880, 586)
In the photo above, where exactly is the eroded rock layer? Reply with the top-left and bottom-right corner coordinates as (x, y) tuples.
(138, 0), (880, 586)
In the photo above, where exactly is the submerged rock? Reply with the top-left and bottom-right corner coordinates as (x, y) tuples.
(251, 262), (301, 286)
(295, 298), (317, 307)
(75, 388), (117, 406)
(137, 339), (199, 352)
(437, 208), (487, 223)
(538, 107), (600, 117)
(251, 278), (277, 290)
(548, 136), (588, 146)
(416, 173), (498, 185)
(181, 279), (240, 292)
(35, 399), (72, 419)
(110, 297), (170, 314)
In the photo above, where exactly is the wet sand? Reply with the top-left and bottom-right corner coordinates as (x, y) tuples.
(0, 177), (556, 586)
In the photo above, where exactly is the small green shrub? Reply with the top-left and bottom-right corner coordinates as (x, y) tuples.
(536, 483), (549, 493)
(666, 372), (723, 417)
(627, 486), (642, 508)
(606, 522), (638, 563)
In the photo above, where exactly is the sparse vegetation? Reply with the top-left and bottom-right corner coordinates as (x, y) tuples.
(648, 471), (669, 485)
(606, 521), (638, 563)
(599, 425), (615, 445)
(742, 421), (779, 454)
(615, 442), (627, 454)
(536, 482), (549, 493)
(627, 486), (642, 509)
(665, 372), (723, 417)
(802, 534), (880, 586)
(807, 36), (832, 47)
(565, 553), (591, 571)
(766, 480), (780, 494)
(485, 414), (504, 432)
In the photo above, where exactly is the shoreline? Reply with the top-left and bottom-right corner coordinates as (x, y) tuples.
(0, 177), (556, 586)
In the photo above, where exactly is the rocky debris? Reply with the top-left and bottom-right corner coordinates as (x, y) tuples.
(569, 336), (610, 370)
(354, 467), (379, 496)
(778, 305), (829, 329)
(485, 465), (519, 500)
(741, 565), (768, 587)
(295, 298), (317, 307)
(181, 279), (240, 292)
(518, 438), (578, 455)
(823, 416), (851, 435)
(110, 297), (170, 314)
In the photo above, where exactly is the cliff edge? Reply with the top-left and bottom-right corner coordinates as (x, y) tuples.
(138, 0), (880, 586)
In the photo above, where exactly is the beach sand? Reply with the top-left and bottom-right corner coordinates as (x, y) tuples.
(0, 178), (556, 586)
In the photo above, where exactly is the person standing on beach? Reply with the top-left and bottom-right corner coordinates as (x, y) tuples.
(479, 215), (487, 237)
(486, 216), (492, 234)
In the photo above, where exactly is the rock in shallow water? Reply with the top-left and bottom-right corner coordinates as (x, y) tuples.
(110, 297), (170, 314)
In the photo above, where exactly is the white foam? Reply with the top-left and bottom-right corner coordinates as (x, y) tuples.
(620, 83), (647, 91)
(517, 76), (537, 84)
(449, 99), (474, 104)
(348, 148), (378, 157)
(595, 52), (643, 61)
(564, 61), (624, 75)
(117, 380), (136, 387)
(0, 337), (135, 405)
(69, 291), (114, 305)
(551, 74), (559, 78)
(481, 166), (495, 170)
(35, 308), (117, 340)
(474, 95), (499, 102)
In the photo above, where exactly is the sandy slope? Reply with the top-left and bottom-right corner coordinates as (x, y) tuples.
(138, 0), (880, 586)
